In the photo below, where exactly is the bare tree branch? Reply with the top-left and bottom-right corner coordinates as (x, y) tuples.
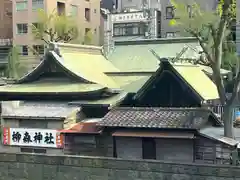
(41, 38), (49, 44)
(186, 28), (214, 65)
(216, 0), (231, 46)
(209, 24), (217, 43)
(228, 58), (240, 104)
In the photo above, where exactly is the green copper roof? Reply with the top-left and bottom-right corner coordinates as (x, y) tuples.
(107, 38), (201, 72)
(0, 81), (104, 93)
(18, 43), (120, 89)
(69, 92), (128, 107)
(107, 74), (152, 93)
(173, 64), (219, 100)
(122, 76), (150, 93)
(55, 43), (120, 88)
(109, 75), (149, 86)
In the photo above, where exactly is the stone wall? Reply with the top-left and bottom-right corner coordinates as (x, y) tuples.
(0, 152), (239, 180)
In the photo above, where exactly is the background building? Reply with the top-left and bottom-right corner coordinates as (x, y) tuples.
(101, 0), (237, 55)
(0, 0), (13, 39)
(101, 0), (161, 54)
(0, 0), (13, 72)
(12, 0), (101, 68)
(102, 9), (161, 54)
(160, 0), (220, 38)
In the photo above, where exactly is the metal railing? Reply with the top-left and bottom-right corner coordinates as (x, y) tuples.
(0, 39), (12, 46)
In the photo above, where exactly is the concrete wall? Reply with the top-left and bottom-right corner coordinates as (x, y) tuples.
(0, 152), (239, 180)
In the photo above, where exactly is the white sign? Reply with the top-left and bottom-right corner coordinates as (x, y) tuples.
(112, 12), (147, 23)
(3, 127), (63, 148)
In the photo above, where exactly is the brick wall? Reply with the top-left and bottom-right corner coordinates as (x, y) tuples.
(0, 152), (239, 180)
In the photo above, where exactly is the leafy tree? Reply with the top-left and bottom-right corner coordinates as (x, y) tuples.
(5, 46), (27, 79)
(31, 9), (80, 44)
(169, 0), (237, 138)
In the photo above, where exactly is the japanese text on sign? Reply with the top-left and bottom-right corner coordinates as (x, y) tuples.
(3, 127), (63, 148)
(112, 12), (147, 23)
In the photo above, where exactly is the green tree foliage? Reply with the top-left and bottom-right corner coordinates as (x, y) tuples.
(31, 9), (80, 44)
(84, 30), (93, 45)
(5, 46), (27, 79)
(169, 0), (237, 138)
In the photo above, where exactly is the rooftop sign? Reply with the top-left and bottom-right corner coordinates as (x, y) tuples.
(112, 12), (147, 23)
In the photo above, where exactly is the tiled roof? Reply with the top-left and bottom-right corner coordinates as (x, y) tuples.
(2, 102), (80, 119)
(98, 107), (221, 129)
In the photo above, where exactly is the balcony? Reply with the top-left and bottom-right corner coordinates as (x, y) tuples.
(0, 39), (12, 46)
(0, 39), (13, 67)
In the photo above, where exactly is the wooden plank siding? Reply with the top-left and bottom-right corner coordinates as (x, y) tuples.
(63, 134), (233, 165)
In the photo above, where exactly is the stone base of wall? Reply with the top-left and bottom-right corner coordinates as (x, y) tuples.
(0, 153), (239, 180)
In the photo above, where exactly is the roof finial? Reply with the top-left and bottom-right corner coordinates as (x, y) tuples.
(48, 43), (61, 57)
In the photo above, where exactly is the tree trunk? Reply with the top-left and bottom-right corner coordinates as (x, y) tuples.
(223, 103), (234, 138)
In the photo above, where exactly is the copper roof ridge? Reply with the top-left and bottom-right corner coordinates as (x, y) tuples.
(52, 42), (103, 50)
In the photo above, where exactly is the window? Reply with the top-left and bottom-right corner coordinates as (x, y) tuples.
(166, 6), (174, 19)
(70, 5), (78, 16)
(114, 0), (118, 9)
(57, 2), (65, 15)
(17, 23), (28, 34)
(20, 147), (33, 153)
(166, 32), (175, 38)
(85, 8), (90, 21)
(33, 148), (46, 153)
(142, 138), (156, 159)
(85, 28), (91, 35)
(33, 45), (44, 55)
(32, 0), (44, 10)
(21, 147), (46, 154)
(16, 1), (28, 11)
(94, 9), (97, 13)
(113, 23), (145, 37)
(32, 22), (43, 32)
(19, 45), (28, 56)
